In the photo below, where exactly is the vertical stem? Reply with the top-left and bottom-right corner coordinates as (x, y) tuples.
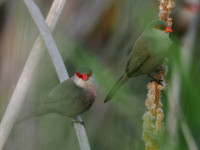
(167, 1), (199, 149)
(74, 116), (91, 150)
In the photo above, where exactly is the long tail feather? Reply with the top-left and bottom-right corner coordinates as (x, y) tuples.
(15, 111), (38, 124)
(104, 74), (128, 103)
(15, 106), (46, 124)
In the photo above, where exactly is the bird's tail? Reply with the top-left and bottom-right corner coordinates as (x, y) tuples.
(15, 107), (44, 124)
(104, 74), (128, 103)
(15, 111), (37, 124)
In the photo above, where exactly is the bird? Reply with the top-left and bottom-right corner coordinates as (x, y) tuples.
(104, 20), (172, 103)
(16, 66), (98, 123)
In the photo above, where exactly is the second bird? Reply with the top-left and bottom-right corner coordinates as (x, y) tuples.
(104, 20), (172, 103)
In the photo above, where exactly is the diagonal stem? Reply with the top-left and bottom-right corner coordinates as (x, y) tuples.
(0, 0), (66, 149)
(23, 0), (91, 150)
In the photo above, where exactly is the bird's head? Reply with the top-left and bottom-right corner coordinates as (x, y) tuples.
(73, 66), (98, 88)
(148, 20), (173, 33)
(74, 66), (93, 81)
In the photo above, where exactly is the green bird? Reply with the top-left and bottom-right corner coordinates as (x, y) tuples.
(104, 20), (172, 103)
(16, 66), (98, 123)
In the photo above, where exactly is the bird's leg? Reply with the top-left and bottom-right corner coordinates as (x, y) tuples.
(147, 74), (163, 85)
(72, 118), (85, 126)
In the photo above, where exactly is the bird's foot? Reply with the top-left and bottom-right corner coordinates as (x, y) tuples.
(147, 74), (163, 85)
(72, 119), (85, 126)
(151, 79), (163, 85)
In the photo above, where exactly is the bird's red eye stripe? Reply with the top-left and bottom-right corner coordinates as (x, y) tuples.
(76, 72), (83, 78)
(87, 71), (92, 77)
(154, 25), (166, 31)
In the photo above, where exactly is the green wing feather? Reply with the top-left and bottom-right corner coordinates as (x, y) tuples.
(126, 32), (151, 77)
(44, 79), (77, 103)
(42, 79), (93, 117)
(16, 79), (95, 123)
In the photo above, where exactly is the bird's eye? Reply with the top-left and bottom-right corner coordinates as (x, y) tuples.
(154, 25), (166, 31)
(87, 71), (92, 77)
(76, 72), (83, 78)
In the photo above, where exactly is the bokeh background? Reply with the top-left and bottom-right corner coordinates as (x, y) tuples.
(0, 0), (200, 150)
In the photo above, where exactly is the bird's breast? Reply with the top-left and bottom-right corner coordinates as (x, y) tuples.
(85, 83), (98, 98)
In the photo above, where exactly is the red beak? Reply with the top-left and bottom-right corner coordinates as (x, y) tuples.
(165, 26), (173, 33)
(82, 74), (88, 81)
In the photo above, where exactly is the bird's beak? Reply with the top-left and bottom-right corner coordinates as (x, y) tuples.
(165, 26), (173, 33)
(82, 74), (88, 81)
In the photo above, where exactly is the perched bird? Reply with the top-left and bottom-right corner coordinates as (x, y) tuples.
(16, 66), (98, 123)
(104, 20), (172, 103)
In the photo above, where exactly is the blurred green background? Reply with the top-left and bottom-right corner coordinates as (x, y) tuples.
(0, 0), (200, 150)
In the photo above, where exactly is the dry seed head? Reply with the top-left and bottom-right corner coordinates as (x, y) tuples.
(158, 84), (163, 90)
(167, 0), (175, 10)
(167, 17), (173, 26)
(158, 101), (163, 108)
(147, 92), (156, 101)
(145, 97), (154, 109)
(155, 108), (164, 132)
(147, 83), (156, 94)
(142, 132), (157, 148)
(143, 112), (156, 132)
(159, 0), (168, 4)
(159, 0), (175, 26)
(157, 108), (164, 119)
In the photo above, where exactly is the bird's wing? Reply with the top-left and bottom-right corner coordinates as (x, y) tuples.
(43, 79), (83, 104)
(40, 79), (91, 117)
(126, 32), (151, 76)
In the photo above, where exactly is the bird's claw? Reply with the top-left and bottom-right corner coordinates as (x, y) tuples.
(156, 79), (163, 85)
(147, 74), (163, 85)
(151, 79), (163, 85)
